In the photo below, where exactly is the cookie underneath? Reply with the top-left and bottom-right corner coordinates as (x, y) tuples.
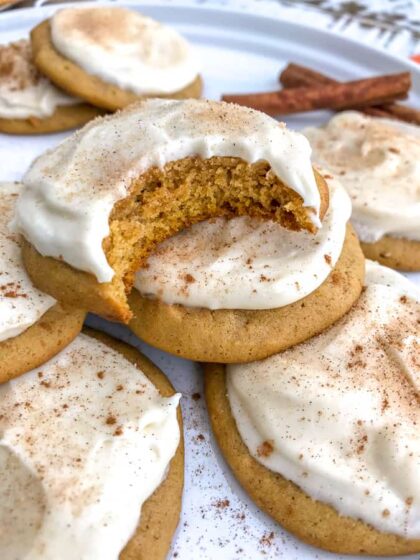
(360, 235), (420, 272)
(0, 303), (85, 383)
(30, 20), (203, 111)
(0, 103), (105, 135)
(204, 363), (420, 556)
(128, 225), (364, 363)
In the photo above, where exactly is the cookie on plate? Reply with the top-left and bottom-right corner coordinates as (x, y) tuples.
(31, 6), (203, 111)
(0, 182), (84, 383)
(130, 172), (364, 362)
(205, 260), (420, 555)
(14, 99), (329, 323)
(304, 111), (420, 271)
(0, 39), (103, 134)
(0, 329), (183, 560)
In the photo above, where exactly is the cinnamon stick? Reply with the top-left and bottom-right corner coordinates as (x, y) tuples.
(222, 73), (411, 116)
(280, 63), (420, 125)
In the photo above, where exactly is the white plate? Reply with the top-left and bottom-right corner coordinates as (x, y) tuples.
(0, 2), (419, 559)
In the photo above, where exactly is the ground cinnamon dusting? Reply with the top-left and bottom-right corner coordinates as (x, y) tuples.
(256, 440), (274, 458)
(213, 499), (230, 509)
(259, 531), (275, 548)
(0, 40), (41, 91)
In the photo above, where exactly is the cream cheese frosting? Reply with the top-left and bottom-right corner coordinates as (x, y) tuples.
(227, 260), (420, 538)
(0, 333), (180, 560)
(50, 7), (199, 95)
(0, 182), (55, 343)
(304, 111), (420, 243)
(135, 172), (350, 310)
(0, 39), (78, 120)
(14, 99), (321, 283)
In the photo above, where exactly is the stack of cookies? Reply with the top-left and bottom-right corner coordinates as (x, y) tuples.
(0, 5), (419, 559)
(0, 6), (202, 134)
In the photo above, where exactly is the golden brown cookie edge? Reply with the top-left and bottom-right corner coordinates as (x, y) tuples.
(0, 303), (85, 383)
(360, 235), (420, 272)
(0, 103), (105, 135)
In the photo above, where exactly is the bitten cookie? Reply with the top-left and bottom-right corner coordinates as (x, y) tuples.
(15, 99), (328, 323)
(0, 39), (103, 134)
(31, 6), (203, 111)
(0, 182), (84, 383)
(305, 111), (420, 271)
(204, 261), (420, 555)
(130, 173), (364, 362)
(0, 329), (183, 560)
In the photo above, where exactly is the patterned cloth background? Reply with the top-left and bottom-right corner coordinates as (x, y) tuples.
(205, 0), (420, 57)
(2, 0), (420, 57)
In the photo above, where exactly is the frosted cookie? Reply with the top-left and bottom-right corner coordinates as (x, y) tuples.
(0, 330), (183, 560)
(205, 261), (420, 555)
(304, 111), (420, 271)
(0, 39), (103, 135)
(30, 6), (203, 111)
(0, 182), (84, 383)
(130, 173), (364, 362)
(14, 99), (329, 323)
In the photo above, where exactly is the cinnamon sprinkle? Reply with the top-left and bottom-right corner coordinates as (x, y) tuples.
(256, 440), (274, 458)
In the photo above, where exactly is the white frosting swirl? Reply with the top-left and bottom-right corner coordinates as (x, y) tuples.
(0, 39), (78, 119)
(135, 173), (350, 310)
(304, 111), (420, 243)
(227, 260), (420, 538)
(14, 99), (321, 283)
(51, 7), (199, 95)
(0, 182), (55, 343)
(0, 333), (180, 559)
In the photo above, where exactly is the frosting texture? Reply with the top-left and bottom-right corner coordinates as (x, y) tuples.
(227, 260), (420, 538)
(0, 333), (180, 559)
(0, 182), (55, 342)
(135, 173), (350, 310)
(14, 99), (321, 283)
(0, 39), (78, 119)
(51, 7), (199, 95)
(304, 111), (420, 242)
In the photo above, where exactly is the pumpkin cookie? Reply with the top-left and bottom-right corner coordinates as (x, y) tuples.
(0, 329), (183, 560)
(0, 182), (84, 383)
(15, 99), (328, 322)
(360, 235), (420, 272)
(305, 111), (420, 271)
(0, 39), (103, 134)
(31, 6), (203, 111)
(130, 174), (364, 362)
(205, 261), (420, 555)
